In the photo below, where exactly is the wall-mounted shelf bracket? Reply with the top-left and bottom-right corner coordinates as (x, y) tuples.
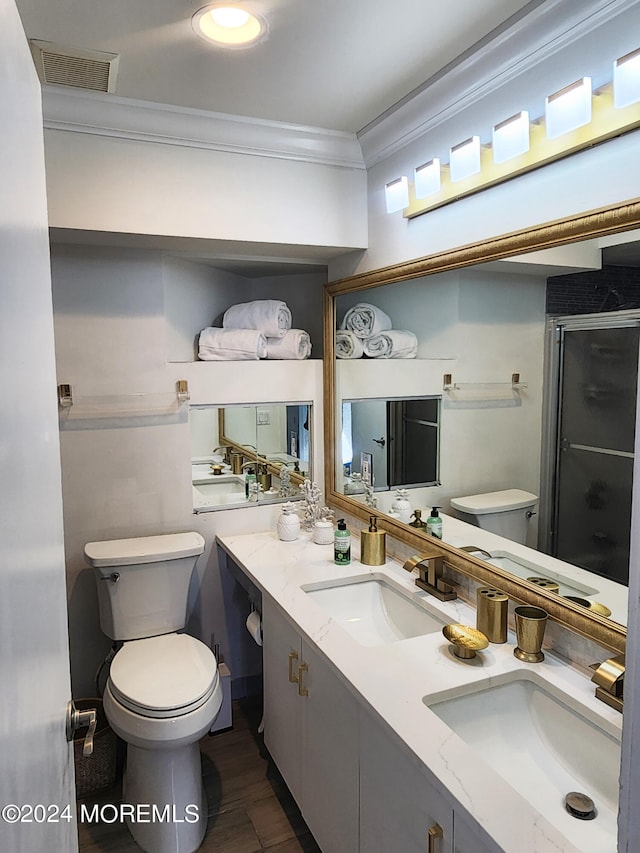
(58, 383), (73, 407)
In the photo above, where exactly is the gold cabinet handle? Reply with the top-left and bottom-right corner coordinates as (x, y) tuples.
(427, 822), (443, 853)
(288, 650), (299, 683)
(298, 661), (309, 696)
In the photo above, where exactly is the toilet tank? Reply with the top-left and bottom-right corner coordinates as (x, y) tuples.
(449, 489), (537, 544)
(84, 532), (205, 641)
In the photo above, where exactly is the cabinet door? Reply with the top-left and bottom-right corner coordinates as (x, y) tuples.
(453, 811), (502, 853)
(360, 712), (454, 853)
(301, 640), (360, 853)
(262, 600), (303, 803)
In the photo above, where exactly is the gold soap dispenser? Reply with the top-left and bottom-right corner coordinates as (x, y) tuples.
(409, 509), (427, 529)
(360, 516), (386, 566)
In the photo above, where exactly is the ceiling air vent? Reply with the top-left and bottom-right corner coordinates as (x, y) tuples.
(30, 41), (119, 93)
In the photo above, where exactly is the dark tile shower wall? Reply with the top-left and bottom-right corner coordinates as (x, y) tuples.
(546, 265), (640, 315)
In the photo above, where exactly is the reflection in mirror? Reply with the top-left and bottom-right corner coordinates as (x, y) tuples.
(327, 207), (640, 640)
(190, 402), (311, 511)
(341, 397), (440, 497)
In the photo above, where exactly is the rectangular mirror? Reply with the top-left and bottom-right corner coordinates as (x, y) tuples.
(324, 200), (640, 652)
(190, 402), (311, 511)
(341, 397), (440, 496)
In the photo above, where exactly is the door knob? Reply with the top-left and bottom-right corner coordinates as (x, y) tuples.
(66, 700), (97, 756)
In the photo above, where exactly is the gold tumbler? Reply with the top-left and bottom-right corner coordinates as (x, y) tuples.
(476, 588), (508, 643)
(514, 605), (548, 662)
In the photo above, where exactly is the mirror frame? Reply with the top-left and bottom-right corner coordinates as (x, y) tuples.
(323, 198), (640, 655)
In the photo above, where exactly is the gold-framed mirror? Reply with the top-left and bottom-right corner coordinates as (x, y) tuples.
(190, 402), (311, 511)
(324, 199), (640, 655)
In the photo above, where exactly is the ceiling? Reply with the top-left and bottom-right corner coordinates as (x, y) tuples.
(15, 0), (537, 134)
(18, 0), (640, 275)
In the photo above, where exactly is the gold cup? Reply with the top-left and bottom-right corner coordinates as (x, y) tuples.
(514, 605), (548, 662)
(231, 452), (243, 474)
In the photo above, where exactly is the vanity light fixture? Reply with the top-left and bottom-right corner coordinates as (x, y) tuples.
(385, 176), (409, 213)
(492, 111), (530, 164)
(414, 159), (441, 198)
(614, 47), (640, 108)
(545, 77), (592, 139)
(449, 136), (481, 182)
(192, 4), (268, 48)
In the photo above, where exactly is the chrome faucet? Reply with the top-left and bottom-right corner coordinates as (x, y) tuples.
(403, 554), (457, 601)
(590, 654), (624, 713)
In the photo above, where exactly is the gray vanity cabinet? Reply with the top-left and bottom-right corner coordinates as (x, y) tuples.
(359, 711), (500, 853)
(262, 598), (360, 853)
(359, 709), (454, 853)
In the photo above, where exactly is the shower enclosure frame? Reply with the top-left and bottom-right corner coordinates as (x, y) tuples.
(539, 308), (640, 584)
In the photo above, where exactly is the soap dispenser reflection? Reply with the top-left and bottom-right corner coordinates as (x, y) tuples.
(427, 507), (443, 539)
(361, 516), (386, 566)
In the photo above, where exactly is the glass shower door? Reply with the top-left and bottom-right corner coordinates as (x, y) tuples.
(554, 324), (639, 585)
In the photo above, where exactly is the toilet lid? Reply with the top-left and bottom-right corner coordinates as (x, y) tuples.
(450, 489), (537, 515)
(109, 634), (219, 718)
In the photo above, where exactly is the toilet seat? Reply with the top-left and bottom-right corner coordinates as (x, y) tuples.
(109, 633), (219, 719)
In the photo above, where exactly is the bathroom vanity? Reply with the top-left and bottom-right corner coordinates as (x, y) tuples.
(217, 528), (622, 853)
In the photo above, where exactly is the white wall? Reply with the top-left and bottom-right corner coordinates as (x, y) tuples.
(51, 244), (324, 696)
(336, 267), (546, 542)
(44, 128), (368, 252)
(335, 3), (640, 278)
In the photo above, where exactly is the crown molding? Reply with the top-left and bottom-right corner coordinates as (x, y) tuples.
(41, 86), (365, 170)
(358, 0), (640, 168)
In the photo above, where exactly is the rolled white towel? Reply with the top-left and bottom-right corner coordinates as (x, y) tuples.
(363, 330), (418, 359)
(339, 302), (392, 339)
(222, 299), (292, 339)
(265, 329), (311, 360)
(336, 329), (364, 359)
(198, 327), (267, 361)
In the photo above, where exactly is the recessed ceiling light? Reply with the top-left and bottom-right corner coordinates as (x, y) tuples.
(192, 4), (268, 48)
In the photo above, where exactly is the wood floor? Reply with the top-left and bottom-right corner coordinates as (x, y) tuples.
(77, 699), (321, 853)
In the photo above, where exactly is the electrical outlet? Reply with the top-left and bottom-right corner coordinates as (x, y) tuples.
(257, 409), (270, 425)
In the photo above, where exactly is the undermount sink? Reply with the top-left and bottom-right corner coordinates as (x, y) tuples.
(483, 550), (599, 598)
(423, 672), (621, 851)
(301, 574), (446, 646)
(192, 475), (246, 507)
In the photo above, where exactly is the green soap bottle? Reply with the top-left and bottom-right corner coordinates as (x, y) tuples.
(334, 519), (351, 565)
(427, 506), (443, 539)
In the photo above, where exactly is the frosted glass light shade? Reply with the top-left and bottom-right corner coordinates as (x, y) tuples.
(414, 159), (441, 198)
(385, 177), (409, 213)
(192, 4), (266, 47)
(614, 48), (640, 108)
(449, 137), (481, 182)
(545, 78), (592, 139)
(492, 111), (530, 164)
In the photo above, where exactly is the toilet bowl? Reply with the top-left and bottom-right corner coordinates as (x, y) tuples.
(449, 489), (538, 545)
(84, 532), (222, 853)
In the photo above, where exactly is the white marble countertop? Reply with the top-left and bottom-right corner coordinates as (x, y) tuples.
(216, 528), (623, 853)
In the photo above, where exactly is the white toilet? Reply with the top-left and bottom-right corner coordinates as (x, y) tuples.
(84, 532), (223, 853)
(449, 489), (538, 544)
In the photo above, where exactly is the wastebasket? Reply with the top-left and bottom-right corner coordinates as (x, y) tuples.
(73, 698), (117, 799)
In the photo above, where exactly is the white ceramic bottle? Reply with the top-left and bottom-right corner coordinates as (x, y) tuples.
(391, 489), (412, 523)
(277, 502), (301, 541)
(312, 518), (334, 545)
